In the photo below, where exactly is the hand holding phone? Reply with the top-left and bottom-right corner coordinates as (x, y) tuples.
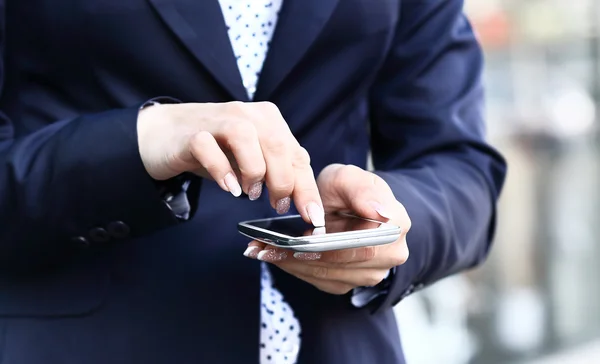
(241, 163), (411, 296)
(238, 212), (401, 252)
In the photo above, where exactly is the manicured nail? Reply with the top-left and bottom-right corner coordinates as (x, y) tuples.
(257, 249), (288, 262)
(369, 201), (391, 219)
(293, 252), (322, 261)
(243, 246), (261, 259)
(224, 173), (242, 197)
(306, 202), (325, 227)
(312, 227), (326, 235)
(248, 182), (263, 201)
(276, 197), (291, 215)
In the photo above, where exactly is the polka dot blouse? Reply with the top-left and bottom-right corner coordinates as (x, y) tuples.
(218, 1), (301, 363)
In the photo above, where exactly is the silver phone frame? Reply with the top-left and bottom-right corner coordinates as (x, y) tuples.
(237, 213), (401, 252)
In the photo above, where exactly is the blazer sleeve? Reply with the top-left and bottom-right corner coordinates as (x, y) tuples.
(0, 4), (181, 275)
(368, 0), (507, 310)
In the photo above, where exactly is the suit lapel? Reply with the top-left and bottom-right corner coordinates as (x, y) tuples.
(146, 0), (248, 101)
(146, 0), (340, 101)
(254, 0), (340, 100)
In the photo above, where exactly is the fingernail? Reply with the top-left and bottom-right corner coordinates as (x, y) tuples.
(306, 202), (325, 227)
(312, 226), (326, 235)
(257, 249), (288, 262)
(243, 246), (261, 259)
(293, 252), (322, 261)
(369, 201), (391, 219)
(276, 197), (291, 215)
(224, 173), (242, 197)
(248, 182), (263, 201)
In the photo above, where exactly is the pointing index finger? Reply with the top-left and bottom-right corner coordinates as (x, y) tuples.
(291, 147), (324, 227)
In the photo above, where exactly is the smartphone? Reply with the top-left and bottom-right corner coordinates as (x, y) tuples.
(237, 212), (401, 252)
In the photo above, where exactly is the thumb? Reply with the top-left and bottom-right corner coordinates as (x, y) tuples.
(318, 165), (394, 221)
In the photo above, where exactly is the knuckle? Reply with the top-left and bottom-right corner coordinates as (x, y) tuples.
(263, 137), (288, 155)
(225, 101), (246, 114)
(188, 131), (213, 153)
(268, 181), (295, 196)
(293, 179), (318, 194)
(241, 165), (266, 180)
(327, 249), (346, 264)
(362, 246), (377, 261)
(293, 185), (320, 203)
(330, 285), (353, 295)
(364, 272), (387, 287)
(401, 246), (410, 263)
(227, 121), (257, 142)
(371, 172), (391, 190)
(189, 130), (213, 147)
(402, 208), (412, 231)
(390, 245), (409, 266)
(293, 147), (311, 167)
(255, 101), (281, 115)
(317, 282), (353, 295)
(317, 164), (342, 188)
(331, 164), (361, 189)
(311, 266), (329, 280)
(341, 164), (365, 179)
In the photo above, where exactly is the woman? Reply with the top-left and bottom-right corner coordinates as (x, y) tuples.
(0, 0), (506, 363)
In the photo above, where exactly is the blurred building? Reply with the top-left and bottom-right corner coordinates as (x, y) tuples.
(394, 1), (600, 363)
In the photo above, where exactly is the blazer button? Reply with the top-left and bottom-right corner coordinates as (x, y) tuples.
(71, 236), (91, 248)
(107, 221), (131, 239)
(89, 227), (111, 243)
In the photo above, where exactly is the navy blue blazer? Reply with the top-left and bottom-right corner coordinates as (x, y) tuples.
(0, 0), (506, 363)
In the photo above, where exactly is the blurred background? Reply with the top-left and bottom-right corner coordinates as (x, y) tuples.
(394, 0), (600, 363)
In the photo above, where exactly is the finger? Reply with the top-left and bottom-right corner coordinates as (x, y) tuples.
(243, 241), (267, 259)
(259, 132), (294, 214)
(260, 134), (295, 213)
(218, 119), (267, 198)
(280, 270), (355, 295)
(291, 147), (324, 227)
(294, 239), (409, 269)
(189, 131), (240, 196)
(249, 103), (296, 213)
(247, 245), (289, 262)
(274, 260), (390, 288)
(318, 165), (395, 221)
(317, 245), (378, 264)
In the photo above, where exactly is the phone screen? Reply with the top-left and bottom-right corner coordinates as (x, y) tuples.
(246, 213), (385, 238)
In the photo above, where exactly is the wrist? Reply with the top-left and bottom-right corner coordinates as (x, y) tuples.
(136, 98), (181, 181)
(137, 105), (164, 180)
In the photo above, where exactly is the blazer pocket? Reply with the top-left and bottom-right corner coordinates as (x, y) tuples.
(0, 254), (110, 318)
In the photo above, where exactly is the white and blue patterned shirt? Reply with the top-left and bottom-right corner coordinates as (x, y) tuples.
(217, 1), (301, 363)
(157, 2), (394, 362)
